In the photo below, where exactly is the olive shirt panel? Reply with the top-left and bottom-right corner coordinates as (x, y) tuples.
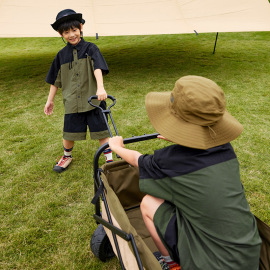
(45, 38), (109, 114)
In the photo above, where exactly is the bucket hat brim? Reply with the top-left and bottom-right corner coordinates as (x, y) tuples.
(51, 13), (85, 31)
(145, 91), (243, 149)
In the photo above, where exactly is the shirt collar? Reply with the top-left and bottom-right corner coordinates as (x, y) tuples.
(67, 38), (86, 51)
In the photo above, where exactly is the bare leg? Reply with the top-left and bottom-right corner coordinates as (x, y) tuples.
(53, 139), (74, 172)
(99, 137), (113, 162)
(63, 139), (74, 149)
(140, 195), (169, 256)
(99, 137), (109, 146)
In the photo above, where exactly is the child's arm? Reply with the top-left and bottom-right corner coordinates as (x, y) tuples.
(94, 69), (107, 101)
(44, 85), (58, 115)
(109, 136), (142, 167)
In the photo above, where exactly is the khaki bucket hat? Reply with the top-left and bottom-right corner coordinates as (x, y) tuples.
(145, 75), (243, 149)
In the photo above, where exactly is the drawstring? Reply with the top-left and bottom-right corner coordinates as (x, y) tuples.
(86, 53), (91, 85)
(86, 52), (99, 108)
(61, 37), (67, 45)
(86, 53), (95, 81)
(208, 126), (217, 140)
(86, 53), (92, 96)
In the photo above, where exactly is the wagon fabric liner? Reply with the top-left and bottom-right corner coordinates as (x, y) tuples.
(99, 159), (161, 270)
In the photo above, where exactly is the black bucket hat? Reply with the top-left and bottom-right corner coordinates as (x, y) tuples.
(51, 9), (85, 31)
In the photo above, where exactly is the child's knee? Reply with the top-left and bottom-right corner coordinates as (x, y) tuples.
(140, 195), (148, 213)
(140, 195), (164, 218)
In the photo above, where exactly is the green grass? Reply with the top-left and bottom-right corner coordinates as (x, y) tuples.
(0, 32), (269, 269)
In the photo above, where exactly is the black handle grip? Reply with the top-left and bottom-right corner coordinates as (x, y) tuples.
(88, 95), (116, 110)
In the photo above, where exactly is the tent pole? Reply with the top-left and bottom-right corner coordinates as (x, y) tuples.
(213, 32), (219, 54)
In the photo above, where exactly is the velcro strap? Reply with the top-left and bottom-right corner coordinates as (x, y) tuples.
(91, 182), (104, 205)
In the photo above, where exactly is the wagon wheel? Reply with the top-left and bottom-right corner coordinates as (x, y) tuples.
(90, 224), (115, 262)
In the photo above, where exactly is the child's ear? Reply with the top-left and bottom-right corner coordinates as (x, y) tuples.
(80, 24), (84, 36)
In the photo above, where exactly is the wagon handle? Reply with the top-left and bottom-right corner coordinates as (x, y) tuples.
(88, 95), (119, 138)
(88, 95), (116, 111)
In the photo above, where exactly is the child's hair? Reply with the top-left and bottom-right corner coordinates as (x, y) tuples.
(57, 20), (82, 34)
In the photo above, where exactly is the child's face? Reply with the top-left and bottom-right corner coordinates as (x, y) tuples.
(60, 24), (82, 46)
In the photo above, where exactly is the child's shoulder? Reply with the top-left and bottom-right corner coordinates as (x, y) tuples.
(85, 40), (99, 50)
(84, 41), (101, 57)
(55, 44), (71, 56)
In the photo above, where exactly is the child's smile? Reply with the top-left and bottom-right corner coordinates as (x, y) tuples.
(61, 27), (81, 46)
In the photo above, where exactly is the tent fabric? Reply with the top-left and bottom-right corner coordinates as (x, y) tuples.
(1, 0), (270, 37)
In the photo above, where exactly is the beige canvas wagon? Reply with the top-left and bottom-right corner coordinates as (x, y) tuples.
(90, 133), (161, 270)
(88, 95), (270, 270)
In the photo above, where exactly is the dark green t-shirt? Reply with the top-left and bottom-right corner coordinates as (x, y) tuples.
(139, 143), (261, 270)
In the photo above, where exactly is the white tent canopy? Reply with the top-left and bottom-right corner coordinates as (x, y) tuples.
(1, 0), (270, 37)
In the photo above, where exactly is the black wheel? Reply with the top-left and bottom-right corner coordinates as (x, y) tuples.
(90, 224), (115, 262)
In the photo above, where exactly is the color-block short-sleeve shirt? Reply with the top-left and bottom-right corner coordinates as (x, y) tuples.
(46, 38), (109, 114)
(138, 143), (261, 270)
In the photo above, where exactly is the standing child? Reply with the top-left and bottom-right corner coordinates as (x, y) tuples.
(109, 76), (261, 270)
(44, 9), (113, 172)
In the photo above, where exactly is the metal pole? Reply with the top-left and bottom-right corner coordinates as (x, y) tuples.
(213, 32), (219, 54)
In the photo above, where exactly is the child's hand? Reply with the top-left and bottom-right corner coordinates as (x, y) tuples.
(109, 136), (141, 167)
(157, 135), (172, 142)
(44, 101), (54, 115)
(96, 87), (107, 101)
(109, 136), (125, 151)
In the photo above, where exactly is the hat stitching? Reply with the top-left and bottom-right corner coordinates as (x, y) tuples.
(208, 126), (217, 140)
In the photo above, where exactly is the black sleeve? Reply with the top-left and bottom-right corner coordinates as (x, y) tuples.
(88, 44), (109, 75)
(140, 144), (238, 180)
(45, 53), (61, 85)
(138, 152), (169, 180)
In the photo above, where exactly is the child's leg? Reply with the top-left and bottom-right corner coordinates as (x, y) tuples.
(140, 195), (169, 255)
(86, 103), (112, 163)
(53, 139), (74, 173)
(99, 137), (113, 163)
(63, 139), (74, 153)
(99, 137), (109, 146)
(141, 195), (181, 269)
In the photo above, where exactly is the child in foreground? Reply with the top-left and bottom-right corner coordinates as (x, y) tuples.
(109, 75), (261, 270)
(44, 9), (112, 172)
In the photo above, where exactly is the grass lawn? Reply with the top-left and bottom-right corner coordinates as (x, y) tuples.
(0, 32), (269, 269)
